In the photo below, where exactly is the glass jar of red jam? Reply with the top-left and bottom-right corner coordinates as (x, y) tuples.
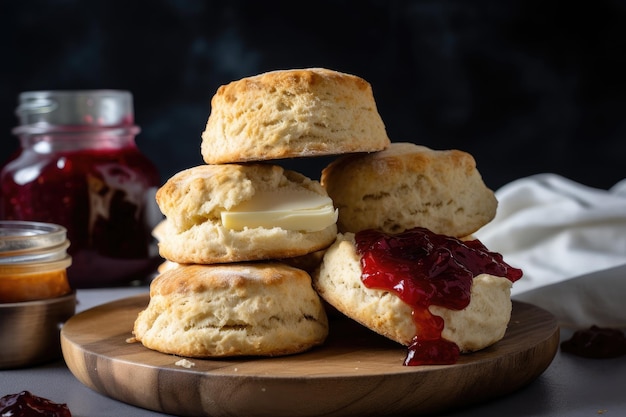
(0, 90), (162, 288)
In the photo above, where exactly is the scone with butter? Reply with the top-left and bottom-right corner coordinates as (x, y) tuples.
(201, 68), (390, 164)
(155, 163), (338, 264)
(321, 142), (498, 237)
(134, 262), (329, 357)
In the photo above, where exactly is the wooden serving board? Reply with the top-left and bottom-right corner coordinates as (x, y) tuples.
(61, 294), (559, 417)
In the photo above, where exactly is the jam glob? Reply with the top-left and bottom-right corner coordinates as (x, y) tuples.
(0, 391), (71, 417)
(561, 325), (626, 359)
(355, 227), (523, 366)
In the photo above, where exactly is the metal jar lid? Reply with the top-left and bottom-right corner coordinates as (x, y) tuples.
(13, 90), (137, 133)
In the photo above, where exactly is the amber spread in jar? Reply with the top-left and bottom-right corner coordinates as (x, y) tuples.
(0, 269), (71, 303)
(355, 227), (523, 366)
(0, 391), (71, 417)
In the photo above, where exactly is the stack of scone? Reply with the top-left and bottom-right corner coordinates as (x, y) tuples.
(133, 68), (390, 358)
(133, 67), (522, 365)
(314, 142), (522, 365)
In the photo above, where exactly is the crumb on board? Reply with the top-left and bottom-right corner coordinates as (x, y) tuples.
(175, 358), (196, 368)
(126, 337), (137, 343)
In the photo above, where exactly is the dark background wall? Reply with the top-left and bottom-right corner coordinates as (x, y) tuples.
(2, 0), (625, 191)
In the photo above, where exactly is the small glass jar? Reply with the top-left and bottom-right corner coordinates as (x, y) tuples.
(0, 91), (162, 288)
(0, 220), (72, 303)
(0, 220), (76, 368)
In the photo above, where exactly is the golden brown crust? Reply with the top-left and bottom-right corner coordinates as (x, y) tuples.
(321, 142), (498, 237)
(201, 68), (390, 164)
(134, 263), (329, 358)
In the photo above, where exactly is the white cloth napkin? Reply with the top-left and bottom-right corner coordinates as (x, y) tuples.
(474, 173), (626, 329)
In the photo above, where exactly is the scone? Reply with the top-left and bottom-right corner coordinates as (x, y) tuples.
(313, 231), (522, 364)
(133, 263), (329, 358)
(201, 68), (390, 164)
(321, 142), (498, 237)
(155, 163), (338, 264)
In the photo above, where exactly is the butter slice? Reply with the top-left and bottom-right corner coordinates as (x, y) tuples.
(221, 189), (338, 232)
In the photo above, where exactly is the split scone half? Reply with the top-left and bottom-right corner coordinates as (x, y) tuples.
(313, 233), (514, 353)
(155, 163), (338, 265)
(313, 233), (512, 352)
(321, 142), (498, 237)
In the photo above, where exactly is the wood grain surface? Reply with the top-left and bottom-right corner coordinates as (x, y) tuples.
(61, 294), (559, 417)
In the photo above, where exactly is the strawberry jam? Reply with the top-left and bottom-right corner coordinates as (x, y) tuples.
(561, 325), (626, 358)
(355, 227), (523, 366)
(0, 391), (71, 417)
(0, 142), (160, 288)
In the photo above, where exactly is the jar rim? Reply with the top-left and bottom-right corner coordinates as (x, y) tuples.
(0, 240), (70, 264)
(0, 290), (75, 308)
(0, 221), (67, 254)
(14, 89), (136, 130)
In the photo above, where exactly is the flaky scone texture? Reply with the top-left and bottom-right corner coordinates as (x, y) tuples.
(133, 263), (329, 357)
(321, 142), (498, 237)
(313, 233), (512, 352)
(155, 163), (337, 264)
(201, 68), (390, 164)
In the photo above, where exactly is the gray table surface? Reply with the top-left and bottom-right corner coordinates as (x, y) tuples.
(1, 287), (625, 417)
